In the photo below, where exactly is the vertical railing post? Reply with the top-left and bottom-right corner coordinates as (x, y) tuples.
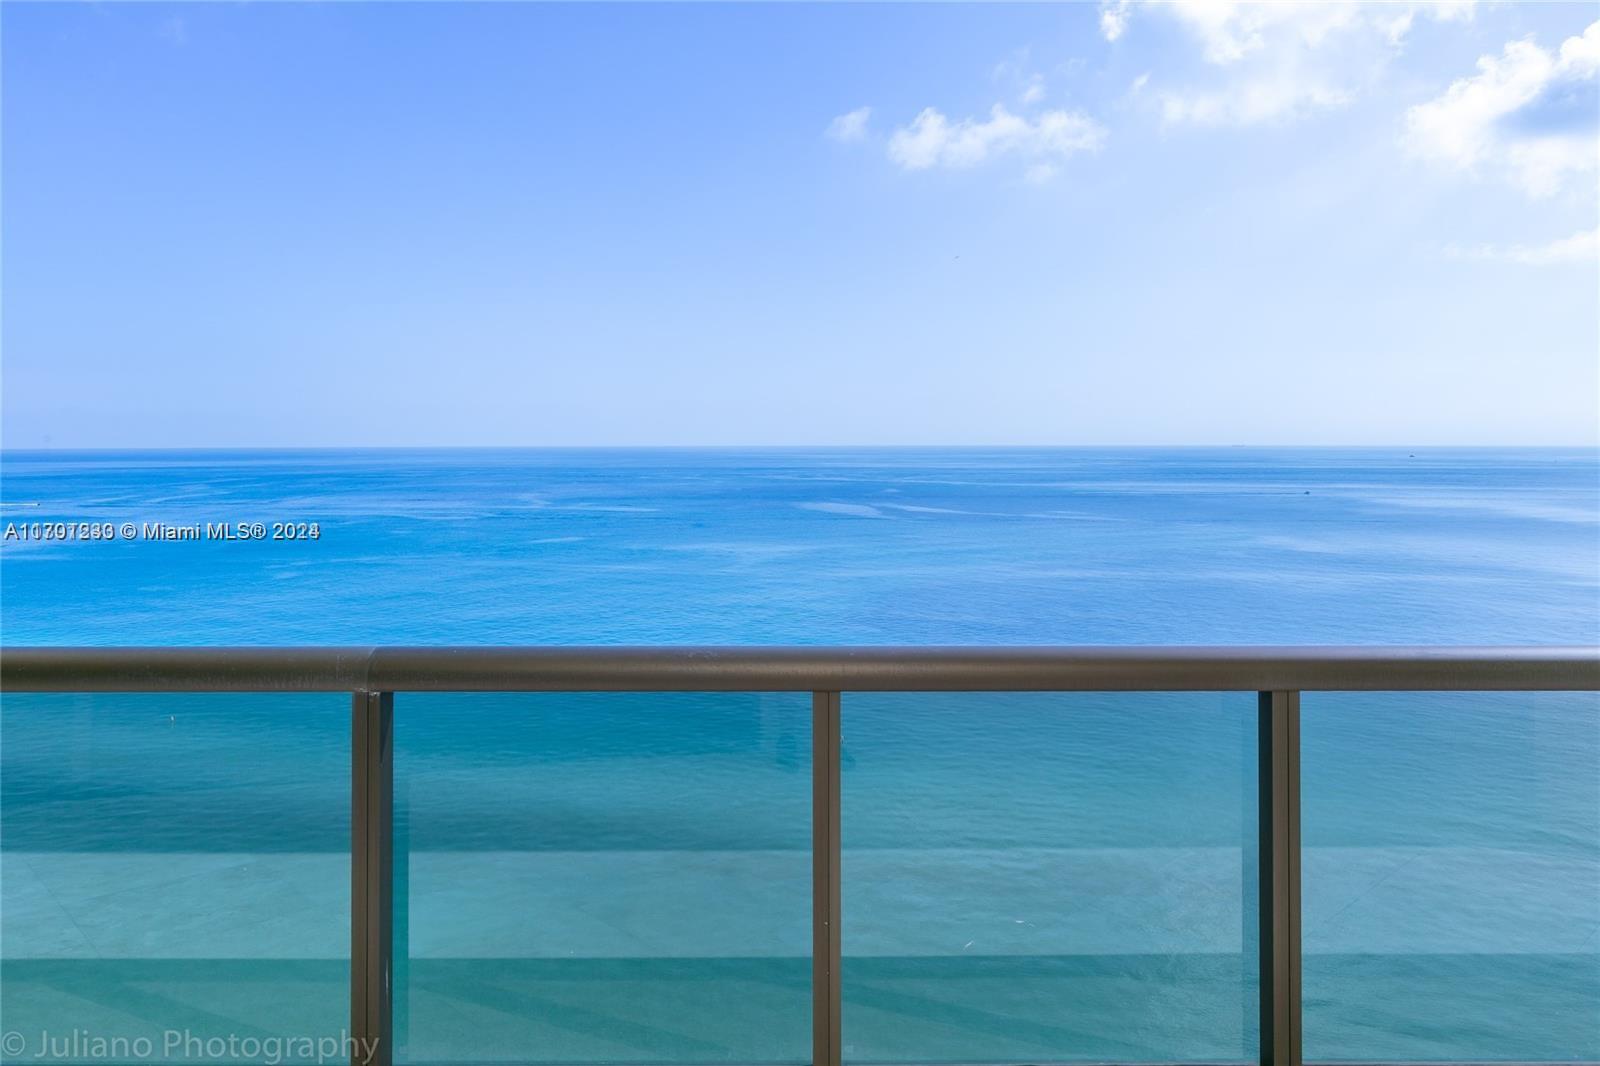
(353, 690), (394, 1066)
(812, 691), (842, 1066)
(1259, 690), (1302, 1066)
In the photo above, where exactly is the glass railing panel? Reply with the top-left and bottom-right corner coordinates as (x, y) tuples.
(1303, 691), (1600, 1061)
(839, 691), (1257, 1063)
(0, 692), (350, 1062)
(393, 691), (811, 1064)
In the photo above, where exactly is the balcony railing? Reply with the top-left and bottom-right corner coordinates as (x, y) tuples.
(2, 645), (1597, 1066)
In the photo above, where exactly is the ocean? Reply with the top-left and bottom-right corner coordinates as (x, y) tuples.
(1, 447), (1596, 1063)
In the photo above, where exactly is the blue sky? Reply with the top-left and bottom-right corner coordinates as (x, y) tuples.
(3, 1), (1596, 448)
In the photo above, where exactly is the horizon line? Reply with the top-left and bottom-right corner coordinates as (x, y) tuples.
(4, 442), (1600, 454)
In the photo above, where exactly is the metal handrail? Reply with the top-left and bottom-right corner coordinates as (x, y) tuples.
(3, 644), (1597, 1066)
(3, 644), (1597, 691)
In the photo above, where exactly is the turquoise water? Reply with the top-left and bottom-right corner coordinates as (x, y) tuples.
(2, 448), (1597, 1062)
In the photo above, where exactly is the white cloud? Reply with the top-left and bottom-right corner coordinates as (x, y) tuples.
(1404, 21), (1599, 197)
(1450, 226), (1599, 266)
(826, 107), (872, 143)
(1159, 1), (1471, 65)
(993, 50), (1048, 106)
(1100, 0), (1132, 43)
(886, 104), (1107, 174)
(1506, 226), (1599, 264)
(1107, 1), (1476, 126)
(1160, 76), (1351, 126)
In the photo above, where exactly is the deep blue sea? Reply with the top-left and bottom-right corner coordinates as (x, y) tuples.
(2, 447), (1598, 645)
(2, 448), (1597, 1064)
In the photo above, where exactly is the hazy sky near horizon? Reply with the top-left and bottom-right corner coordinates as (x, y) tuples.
(3, 1), (1597, 448)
